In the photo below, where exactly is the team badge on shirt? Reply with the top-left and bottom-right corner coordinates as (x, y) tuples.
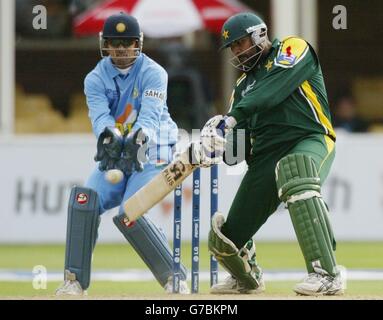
(276, 46), (297, 66)
(133, 87), (139, 99)
(265, 60), (273, 71)
(274, 37), (309, 68)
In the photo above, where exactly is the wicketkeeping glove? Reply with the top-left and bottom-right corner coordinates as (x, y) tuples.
(94, 127), (124, 171)
(118, 128), (149, 175)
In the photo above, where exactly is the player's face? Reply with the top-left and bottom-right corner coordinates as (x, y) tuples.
(230, 36), (256, 62)
(107, 39), (139, 68)
(228, 35), (264, 72)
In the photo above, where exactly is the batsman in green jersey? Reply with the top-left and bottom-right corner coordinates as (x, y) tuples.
(199, 12), (345, 296)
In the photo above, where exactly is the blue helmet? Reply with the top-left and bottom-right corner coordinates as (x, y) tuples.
(102, 12), (141, 39)
(99, 12), (144, 62)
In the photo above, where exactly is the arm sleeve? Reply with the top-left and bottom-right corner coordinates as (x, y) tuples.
(228, 44), (318, 123)
(84, 73), (115, 138)
(131, 67), (167, 142)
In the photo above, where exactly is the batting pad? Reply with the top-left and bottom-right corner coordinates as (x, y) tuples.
(276, 154), (338, 277)
(208, 213), (260, 291)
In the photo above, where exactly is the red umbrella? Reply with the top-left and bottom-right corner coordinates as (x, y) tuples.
(73, 0), (252, 38)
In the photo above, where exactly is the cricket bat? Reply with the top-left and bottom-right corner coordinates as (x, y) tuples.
(123, 145), (198, 221)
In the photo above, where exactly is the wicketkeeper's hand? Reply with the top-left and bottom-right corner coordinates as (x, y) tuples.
(117, 128), (149, 175)
(94, 127), (124, 171)
(200, 115), (237, 159)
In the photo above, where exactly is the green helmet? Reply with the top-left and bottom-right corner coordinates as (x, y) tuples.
(220, 12), (267, 50)
(220, 13), (268, 71)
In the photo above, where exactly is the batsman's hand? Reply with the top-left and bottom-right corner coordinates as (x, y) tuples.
(118, 128), (149, 175)
(187, 141), (222, 168)
(201, 115), (237, 158)
(94, 126), (124, 171)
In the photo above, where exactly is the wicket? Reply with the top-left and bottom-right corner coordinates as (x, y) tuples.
(172, 165), (219, 293)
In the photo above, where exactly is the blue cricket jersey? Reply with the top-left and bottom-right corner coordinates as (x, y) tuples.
(84, 54), (178, 163)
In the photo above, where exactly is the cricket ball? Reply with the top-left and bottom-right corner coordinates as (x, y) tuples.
(105, 169), (124, 184)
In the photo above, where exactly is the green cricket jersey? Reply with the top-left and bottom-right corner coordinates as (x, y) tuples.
(227, 36), (336, 155)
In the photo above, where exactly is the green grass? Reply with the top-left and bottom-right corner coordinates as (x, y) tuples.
(0, 242), (382, 298)
(256, 242), (383, 269)
(0, 242), (382, 270)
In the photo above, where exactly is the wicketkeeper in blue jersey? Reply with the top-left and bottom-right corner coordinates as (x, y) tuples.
(56, 13), (190, 295)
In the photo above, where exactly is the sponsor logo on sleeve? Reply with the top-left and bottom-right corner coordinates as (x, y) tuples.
(144, 89), (165, 101)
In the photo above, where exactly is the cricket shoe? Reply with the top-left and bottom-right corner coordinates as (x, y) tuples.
(210, 274), (265, 294)
(164, 277), (190, 294)
(55, 270), (87, 296)
(294, 272), (345, 296)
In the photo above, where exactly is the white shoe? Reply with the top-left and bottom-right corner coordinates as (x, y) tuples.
(294, 272), (345, 296)
(55, 270), (87, 296)
(210, 274), (266, 294)
(164, 277), (190, 294)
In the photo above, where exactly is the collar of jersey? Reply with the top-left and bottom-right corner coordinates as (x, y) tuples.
(250, 38), (280, 70)
(271, 38), (280, 50)
(106, 54), (143, 78)
(265, 38), (280, 60)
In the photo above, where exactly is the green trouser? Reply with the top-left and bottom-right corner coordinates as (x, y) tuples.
(221, 134), (335, 249)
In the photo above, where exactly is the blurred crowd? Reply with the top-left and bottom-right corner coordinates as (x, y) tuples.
(332, 92), (369, 133)
(14, 0), (383, 134)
